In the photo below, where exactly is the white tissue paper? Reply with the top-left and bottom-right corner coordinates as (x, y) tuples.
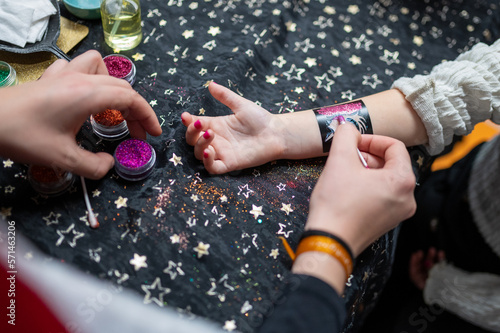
(0, 0), (57, 47)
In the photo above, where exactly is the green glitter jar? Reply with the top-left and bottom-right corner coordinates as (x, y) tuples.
(0, 61), (18, 87)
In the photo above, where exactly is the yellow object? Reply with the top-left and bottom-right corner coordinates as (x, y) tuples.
(432, 121), (500, 171)
(101, 0), (142, 51)
(0, 17), (89, 83)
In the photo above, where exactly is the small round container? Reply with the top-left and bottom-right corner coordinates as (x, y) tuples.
(0, 61), (18, 87)
(114, 138), (156, 181)
(91, 109), (129, 140)
(28, 165), (74, 196)
(63, 0), (101, 20)
(103, 54), (136, 85)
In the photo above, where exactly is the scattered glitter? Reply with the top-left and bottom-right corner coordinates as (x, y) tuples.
(29, 165), (65, 183)
(115, 139), (153, 168)
(93, 109), (125, 126)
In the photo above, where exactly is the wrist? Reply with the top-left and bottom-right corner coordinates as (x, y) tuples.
(278, 110), (324, 160)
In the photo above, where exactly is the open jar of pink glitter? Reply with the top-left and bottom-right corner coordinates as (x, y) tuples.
(103, 54), (136, 85)
(114, 138), (156, 181)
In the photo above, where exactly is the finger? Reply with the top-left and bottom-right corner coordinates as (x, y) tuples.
(79, 79), (161, 137)
(202, 147), (223, 174)
(326, 122), (363, 169)
(194, 130), (214, 160)
(181, 112), (193, 127)
(359, 134), (411, 170)
(59, 146), (114, 179)
(358, 150), (385, 169)
(208, 81), (249, 114)
(65, 50), (109, 75)
(41, 59), (69, 78)
(185, 118), (206, 146)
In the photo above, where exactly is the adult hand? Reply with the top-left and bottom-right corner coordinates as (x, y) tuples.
(0, 50), (162, 179)
(292, 122), (416, 293)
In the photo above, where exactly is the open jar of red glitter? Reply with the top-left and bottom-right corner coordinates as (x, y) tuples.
(103, 54), (136, 85)
(114, 138), (156, 181)
(28, 165), (74, 196)
(91, 109), (129, 140)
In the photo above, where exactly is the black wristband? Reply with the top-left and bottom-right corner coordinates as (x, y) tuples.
(300, 229), (355, 262)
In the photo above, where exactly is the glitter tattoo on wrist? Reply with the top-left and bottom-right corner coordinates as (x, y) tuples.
(91, 109), (129, 140)
(28, 165), (74, 196)
(313, 100), (373, 153)
(103, 54), (136, 85)
(114, 139), (156, 181)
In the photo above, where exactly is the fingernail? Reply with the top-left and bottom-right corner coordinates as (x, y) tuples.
(336, 115), (346, 124)
(194, 120), (202, 129)
(180, 114), (186, 125)
(203, 151), (209, 159)
(203, 131), (210, 139)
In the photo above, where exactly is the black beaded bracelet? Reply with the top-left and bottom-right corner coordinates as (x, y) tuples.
(300, 230), (355, 263)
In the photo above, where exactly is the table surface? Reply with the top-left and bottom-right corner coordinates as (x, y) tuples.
(1, 0), (499, 332)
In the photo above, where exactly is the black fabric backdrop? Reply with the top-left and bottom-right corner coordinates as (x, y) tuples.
(1, 0), (499, 332)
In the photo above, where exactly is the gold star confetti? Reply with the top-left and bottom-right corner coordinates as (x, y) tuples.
(129, 253), (148, 271)
(131, 53), (145, 61)
(324, 6), (336, 15)
(182, 30), (194, 39)
(169, 154), (183, 166)
(349, 55), (362, 65)
(207, 26), (221, 36)
(304, 57), (317, 67)
(270, 249), (279, 259)
(347, 5), (359, 15)
(250, 205), (264, 219)
(194, 242), (210, 258)
(344, 25), (353, 33)
(191, 194), (199, 202)
(170, 234), (180, 244)
(3, 159), (13, 167)
(92, 189), (101, 197)
(285, 21), (296, 32)
(115, 196), (128, 209)
(223, 320), (237, 331)
(266, 75), (278, 84)
(199, 108), (206, 115)
(281, 203), (294, 215)
(413, 36), (424, 47)
(159, 19), (167, 26)
(220, 195), (228, 203)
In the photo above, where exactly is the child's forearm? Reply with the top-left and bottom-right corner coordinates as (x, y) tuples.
(276, 88), (428, 161)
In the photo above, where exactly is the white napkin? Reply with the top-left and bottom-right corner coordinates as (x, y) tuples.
(0, 0), (56, 47)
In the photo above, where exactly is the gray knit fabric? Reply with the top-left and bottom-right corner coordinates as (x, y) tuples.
(391, 39), (500, 329)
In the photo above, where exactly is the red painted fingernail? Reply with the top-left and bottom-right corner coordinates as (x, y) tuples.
(203, 131), (210, 139)
(203, 151), (209, 159)
(336, 115), (346, 124)
(194, 120), (202, 129)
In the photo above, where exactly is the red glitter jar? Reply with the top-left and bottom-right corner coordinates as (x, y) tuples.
(28, 165), (74, 196)
(103, 54), (136, 85)
(114, 138), (156, 181)
(90, 109), (129, 140)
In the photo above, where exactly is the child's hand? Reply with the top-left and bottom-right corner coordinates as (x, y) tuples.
(182, 82), (285, 174)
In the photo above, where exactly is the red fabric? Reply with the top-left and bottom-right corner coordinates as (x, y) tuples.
(1, 263), (67, 333)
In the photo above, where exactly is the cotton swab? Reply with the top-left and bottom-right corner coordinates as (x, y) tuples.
(80, 176), (99, 228)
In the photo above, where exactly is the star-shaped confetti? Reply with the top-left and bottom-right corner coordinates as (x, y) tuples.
(194, 242), (210, 258)
(281, 203), (293, 215)
(43, 211), (61, 226)
(131, 53), (145, 61)
(249, 205), (264, 219)
(129, 253), (148, 271)
(169, 154), (183, 166)
(141, 277), (171, 307)
(55, 224), (84, 248)
(3, 159), (13, 168)
(115, 196), (128, 209)
(223, 320), (237, 331)
(270, 249), (279, 259)
(170, 234), (180, 244)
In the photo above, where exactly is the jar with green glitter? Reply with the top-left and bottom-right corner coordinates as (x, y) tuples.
(0, 61), (18, 87)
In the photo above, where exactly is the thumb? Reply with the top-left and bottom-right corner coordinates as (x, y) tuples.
(64, 147), (115, 180)
(327, 121), (362, 167)
(208, 82), (247, 114)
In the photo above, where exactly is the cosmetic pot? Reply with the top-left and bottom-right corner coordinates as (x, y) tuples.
(103, 54), (136, 85)
(28, 165), (74, 196)
(91, 109), (129, 140)
(114, 138), (156, 181)
(0, 61), (18, 87)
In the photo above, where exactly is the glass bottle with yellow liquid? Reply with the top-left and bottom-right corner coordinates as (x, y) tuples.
(101, 0), (142, 50)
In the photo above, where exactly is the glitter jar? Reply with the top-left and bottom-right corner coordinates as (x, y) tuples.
(103, 54), (136, 85)
(0, 61), (18, 87)
(91, 109), (129, 140)
(114, 138), (156, 181)
(28, 165), (74, 196)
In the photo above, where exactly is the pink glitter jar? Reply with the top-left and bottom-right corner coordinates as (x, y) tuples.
(114, 139), (156, 181)
(103, 54), (136, 85)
